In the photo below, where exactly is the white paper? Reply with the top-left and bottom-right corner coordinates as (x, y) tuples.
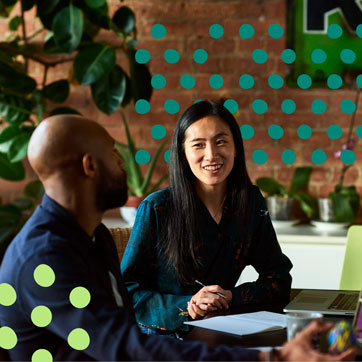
(184, 311), (287, 336)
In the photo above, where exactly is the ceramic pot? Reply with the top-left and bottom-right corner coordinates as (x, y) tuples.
(266, 197), (293, 220)
(120, 196), (145, 225)
(318, 198), (334, 222)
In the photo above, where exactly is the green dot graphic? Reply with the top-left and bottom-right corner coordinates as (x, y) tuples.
(193, 49), (208, 64)
(68, 328), (90, 351)
(151, 24), (166, 39)
(239, 74), (254, 89)
(70, 287), (91, 309)
(281, 99), (296, 114)
(31, 306), (52, 327)
(311, 49), (326, 64)
(328, 24), (342, 39)
(135, 49), (150, 64)
(311, 149), (327, 165)
(281, 150), (296, 165)
(297, 74), (312, 89)
(341, 150), (356, 165)
(297, 125), (312, 140)
(151, 74), (166, 89)
(327, 125), (342, 140)
(311, 99), (327, 114)
(223, 99), (238, 114)
(0, 326), (17, 349)
(240, 125), (254, 140)
(164, 49), (180, 64)
(135, 150), (150, 165)
(209, 74), (224, 89)
(357, 74), (362, 88)
(135, 99), (150, 114)
(32, 349), (53, 362)
(281, 49), (296, 64)
(357, 24), (362, 37)
(268, 74), (284, 89)
(252, 99), (268, 114)
(164, 99), (180, 114)
(209, 24), (224, 39)
(34, 264), (55, 287)
(252, 49), (268, 64)
(194, 99), (203, 104)
(164, 150), (170, 163)
(252, 150), (268, 165)
(356, 125), (362, 138)
(151, 125), (166, 140)
(0, 283), (16, 306)
(340, 49), (356, 64)
(340, 99), (356, 114)
(180, 74), (196, 89)
(268, 24), (284, 39)
(239, 24), (254, 39)
(328, 74), (343, 89)
(268, 125), (284, 140)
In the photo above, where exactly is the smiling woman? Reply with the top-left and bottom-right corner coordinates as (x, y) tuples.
(121, 100), (293, 337)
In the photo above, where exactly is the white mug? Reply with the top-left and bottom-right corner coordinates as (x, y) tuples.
(286, 312), (323, 340)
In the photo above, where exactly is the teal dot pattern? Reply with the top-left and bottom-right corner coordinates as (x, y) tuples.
(340, 49), (356, 64)
(180, 74), (196, 89)
(297, 74), (312, 89)
(239, 74), (254, 89)
(151, 125), (167, 140)
(311, 99), (327, 114)
(282, 150), (296, 164)
(297, 125), (312, 140)
(135, 150), (151, 165)
(281, 99), (296, 114)
(209, 74), (224, 89)
(328, 74), (343, 89)
(164, 150), (170, 163)
(209, 24), (224, 39)
(223, 99), (238, 114)
(164, 99), (180, 114)
(193, 49), (208, 64)
(135, 49), (150, 64)
(252, 99), (268, 114)
(357, 74), (362, 88)
(240, 125), (254, 140)
(164, 49), (180, 64)
(135, 99), (150, 114)
(239, 24), (254, 39)
(311, 49), (326, 64)
(358, 24), (362, 37)
(340, 99), (356, 114)
(252, 49), (268, 64)
(151, 74), (166, 89)
(327, 125), (343, 140)
(312, 149), (327, 165)
(268, 24), (284, 39)
(151, 24), (166, 39)
(328, 24), (342, 39)
(341, 150), (356, 165)
(281, 49), (296, 64)
(252, 150), (268, 164)
(268, 74), (284, 89)
(268, 125), (284, 139)
(357, 125), (362, 139)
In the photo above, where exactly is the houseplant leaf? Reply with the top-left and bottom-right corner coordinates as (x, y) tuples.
(290, 166), (312, 194)
(52, 5), (83, 53)
(74, 43), (116, 85)
(85, 0), (106, 8)
(9, 16), (21, 31)
(82, 1), (110, 30)
(11, 197), (34, 211)
(0, 94), (33, 124)
(21, 0), (35, 12)
(112, 6), (135, 35)
(91, 65), (127, 114)
(0, 152), (25, 181)
(49, 106), (81, 116)
(330, 192), (355, 223)
(8, 131), (31, 163)
(293, 193), (317, 219)
(43, 34), (62, 54)
(0, 124), (20, 144)
(43, 79), (69, 103)
(35, 0), (59, 16)
(256, 177), (286, 196)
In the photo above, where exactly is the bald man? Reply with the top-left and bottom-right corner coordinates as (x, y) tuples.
(0, 116), (355, 361)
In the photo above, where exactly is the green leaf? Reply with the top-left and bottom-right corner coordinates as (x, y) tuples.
(52, 5), (83, 53)
(74, 43), (116, 85)
(0, 94), (33, 123)
(11, 197), (34, 211)
(91, 65), (126, 114)
(82, 1), (110, 30)
(293, 193), (317, 219)
(121, 72), (132, 107)
(0, 124), (20, 144)
(8, 132), (31, 163)
(85, 0), (105, 8)
(43, 34), (62, 54)
(0, 152), (25, 181)
(2, 0), (17, 6)
(0, 1), (16, 17)
(36, 0), (60, 16)
(49, 106), (81, 116)
(21, 0), (35, 11)
(331, 192), (355, 223)
(112, 6), (135, 35)
(43, 79), (69, 103)
(290, 167), (312, 194)
(9, 15), (21, 31)
(24, 180), (44, 201)
(256, 177), (286, 196)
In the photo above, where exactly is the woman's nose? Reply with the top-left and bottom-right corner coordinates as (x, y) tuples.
(204, 144), (217, 160)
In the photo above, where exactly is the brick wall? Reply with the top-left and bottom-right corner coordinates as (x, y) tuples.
(1, 0), (362, 219)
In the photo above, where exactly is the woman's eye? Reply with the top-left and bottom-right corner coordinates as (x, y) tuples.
(216, 139), (226, 145)
(193, 143), (203, 148)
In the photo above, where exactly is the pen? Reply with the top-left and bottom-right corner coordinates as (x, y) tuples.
(195, 279), (226, 299)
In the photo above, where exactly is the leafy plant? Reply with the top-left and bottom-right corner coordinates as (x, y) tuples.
(116, 113), (168, 197)
(256, 166), (317, 219)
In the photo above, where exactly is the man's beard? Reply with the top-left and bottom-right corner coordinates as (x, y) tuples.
(95, 161), (128, 211)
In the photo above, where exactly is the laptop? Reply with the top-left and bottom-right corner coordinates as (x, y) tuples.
(284, 289), (360, 316)
(353, 293), (362, 347)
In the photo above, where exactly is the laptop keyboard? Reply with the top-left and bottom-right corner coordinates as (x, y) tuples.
(327, 293), (359, 310)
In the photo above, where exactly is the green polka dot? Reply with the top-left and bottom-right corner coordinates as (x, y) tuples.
(281, 49), (296, 64)
(135, 99), (150, 114)
(341, 150), (356, 165)
(281, 150), (296, 165)
(311, 49), (326, 64)
(252, 150), (268, 164)
(67, 328), (90, 351)
(151, 24), (166, 39)
(193, 99), (203, 104)
(193, 49), (208, 64)
(298, 125), (312, 140)
(32, 349), (53, 362)
(340, 99), (356, 114)
(268, 24), (284, 39)
(223, 99), (238, 114)
(135, 49), (150, 64)
(268, 125), (284, 139)
(281, 99), (296, 114)
(151, 125), (166, 140)
(252, 49), (268, 64)
(70, 287), (91, 309)
(311, 149), (327, 165)
(164, 150), (170, 163)
(252, 99), (268, 114)
(135, 150), (150, 165)
(311, 99), (327, 114)
(0, 283), (16, 306)
(268, 74), (284, 89)
(164, 99), (180, 114)
(34, 264), (55, 287)
(239, 74), (254, 89)
(357, 24), (362, 37)
(31, 306), (52, 327)
(151, 74), (166, 89)
(239, 24), (254, 39)
(327, 125), (342, 140)
(340, 49), (356, 64)
(357, 74), (362, 88)
(0, 326), (17, 349)
(327, 74), (343, 89)
(209, 24), (224, 39)
(180, 74), (196, 89)
(328, 24), (342, 39)
(356, 125), (362, 138)
(297, 74), (312, 89)
(240, 125), (254, 140)
(164, 49), (180, 64)
(209, 74), (224, 89)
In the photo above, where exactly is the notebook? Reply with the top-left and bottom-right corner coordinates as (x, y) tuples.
(284, 289), (360, 316)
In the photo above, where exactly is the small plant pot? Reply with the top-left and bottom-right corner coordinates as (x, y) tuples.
(318, 198), (334, 222)
(267, 197), (293, 220)
(120, 196), (145, 225)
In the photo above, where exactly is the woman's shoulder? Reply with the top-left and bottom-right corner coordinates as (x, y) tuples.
(143, 187), (171, 207)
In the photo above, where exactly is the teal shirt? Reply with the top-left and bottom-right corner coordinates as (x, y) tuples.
(121, 186), (292, 332)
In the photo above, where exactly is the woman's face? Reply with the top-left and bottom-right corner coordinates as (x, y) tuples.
(184, 115), (236, 190)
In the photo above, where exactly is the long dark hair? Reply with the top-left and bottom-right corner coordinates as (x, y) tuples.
(160, 100), (252, 285)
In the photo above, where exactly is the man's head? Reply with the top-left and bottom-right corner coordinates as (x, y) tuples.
(28, 115), (128, 211)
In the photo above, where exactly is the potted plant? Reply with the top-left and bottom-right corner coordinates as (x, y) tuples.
(116, 113), (169, 224)
(256, 166), (317, 221)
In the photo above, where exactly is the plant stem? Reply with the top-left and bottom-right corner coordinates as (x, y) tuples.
(20, 0), (28, 72)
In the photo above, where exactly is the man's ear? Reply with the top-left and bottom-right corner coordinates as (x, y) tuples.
(82, 153), (97, 178)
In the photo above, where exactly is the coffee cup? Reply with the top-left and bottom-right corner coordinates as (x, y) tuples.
(286, 312), (323, 340)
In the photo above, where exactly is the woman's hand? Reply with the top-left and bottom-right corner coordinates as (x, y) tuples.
(187, 285), (232, 319)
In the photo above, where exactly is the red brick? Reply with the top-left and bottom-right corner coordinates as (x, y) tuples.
(183, 2), (240, 20)
(237, 1), (263, 18)
(262, 0), (286, 19)
(185, 37), (236, 56)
